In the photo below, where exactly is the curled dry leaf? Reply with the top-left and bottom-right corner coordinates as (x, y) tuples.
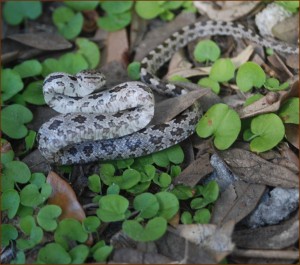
(211, 181), (266, 226)
(284, 124), (299, 150)
(193, 1), (259, 21)
(8, 33), (72, 51)
(233, 211), (299, 249)
(218, 148), (299, 188)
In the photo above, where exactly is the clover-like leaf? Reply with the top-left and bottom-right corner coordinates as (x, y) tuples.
(37, 205), (62, 232)
(1, 69), (23, 102)
(236, 62), (266, 92)
(69, 244), (90, 264)
(37, 243), (71, 264)
(76, 38), (100, 69)
(3, 160), (31, 184)
(193, 208), (211, 224)
(209, 58), (235, 82)
(20, 184), (46, 207)
(181, 211), (193, 224)
(196, 103), (241, 150)
(1, 104), (33, 139)
(97, 11), (131, 32)
(97, 194), (129, 222)
(93, 245), (113, 262)
(116, 169), (141, 190)
(198, 77), (220, 94)
(194, 40), (221, 63)
(65, 1), (99, 11)
(127, 62), (141, 80)
(88, 174), (102, 193)
(101, 1), (133, 14)
(155, 192), (179, 220)
(135, 1), (164, 19)
(122, 217), (167, 242)
(1, 224), (18, 248)
(172, 185), (194, 200)
(2, 189), (20, 219)
(13, 60), (42, 78)
(82, 216), (101, 233)
(1, 139), (15, 165)
(22, 81), (45, 105)
(59, 53), (89, 75)
(133, 193), (159, 218)
(16, 226), (43, 250)
(248, 113), (285, 152)
(278, 98), (299, 124)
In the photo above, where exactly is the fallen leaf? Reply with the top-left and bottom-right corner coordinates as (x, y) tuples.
(211, 181), (266, 226)
(218, 148), (299, 188)
(284, 124), (299, 150)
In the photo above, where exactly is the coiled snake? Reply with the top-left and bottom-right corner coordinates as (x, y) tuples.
(38, 20), (298, 165)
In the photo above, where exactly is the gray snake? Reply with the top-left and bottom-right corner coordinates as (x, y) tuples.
(37, 20), (298, 165)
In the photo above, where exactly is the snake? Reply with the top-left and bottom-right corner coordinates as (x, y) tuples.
(37, 20), (299, 165)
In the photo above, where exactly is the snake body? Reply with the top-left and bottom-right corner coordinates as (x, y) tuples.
(38, 20), (298, 165)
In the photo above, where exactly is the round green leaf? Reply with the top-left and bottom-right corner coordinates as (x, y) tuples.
(101, 1), (133, 14)
(194, 40), (221, 62)
(3, 160), (31, 184)
(1, 139), (15, 165)
(193, 208), (211, 224)
(155, 191), (179, 220)
(1, 104), (33, 139)
(22, 81), (45, 105)
(16, 226), (43, 250)
(97, 11), (131, 31)
(20, 184), (45, 207)
(13, 60), (42, 78)
(181, 211), (193, 224)
(118, 169), (141, 189)
(54, 219), (88, 250)
(236, 62), (266, 92)
(133, 193), (159, 218)
(209, 58), (235, 82)
(127, 181), (151, 194)
(107, 183), (120, 195)
(99, 163), (115, 185)
(10, 251), (25, 264)
(37, 205), (62, 232)
(135, 1), (164, 19)
(97, 194), (129, 222)
(278, 98), (299, 124)
(59, 52), (89, 75)
(158, 173), (172, 188)
(52, 6), (83, 40)
(76, 38), (100, 69)
(198, 77), (220, 94)
(3, 1), (42, 25)
(127, 62), (141, 80)
(41, 58), (64, 77)
(37, 243), (71, 264)
(88, 174), (101, 193)
(171, 185), (194, 200)
(249, 113), (285, 152)
(69, 245), (90, 264)
(19, 215), (36, 235)
(201, 180), (219, 202)
(152, 149), (170, 167)
(1, 224), (18, 248)
(2, 189), (20, 219)
(123, 217), (167, 242)
(30, 173), (46, 189)
(65, 1), (99, 11)
(196, 103), (241, 150)
(82, 216), (101, 233)
(1, 69), (23, 102)
(93, 245), (113, 262)
(166, 145), (184, 164)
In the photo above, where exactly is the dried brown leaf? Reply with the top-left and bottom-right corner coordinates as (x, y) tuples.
(285, 124), (299, 150)
(173, 153), (213, 187)
(7, 33), (72, 51)
(233, 211), (299, 249)
(218, 148), (299, 188)
(211, 181), (266, 226)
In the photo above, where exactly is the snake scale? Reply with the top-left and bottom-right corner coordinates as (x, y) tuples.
(38, 20), (299, 165)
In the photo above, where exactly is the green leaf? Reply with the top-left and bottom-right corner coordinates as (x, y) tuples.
(1, 69), (23, 102)
(13, 60), (42, 78)
(244, 94), (264, 107)
(37, 243), (71, 264)
(1, 139), (14, 165)
(107, 183), (120, 195)
(236, 62), (266, 92)
(52, 6), (84, 40)
(181, 211), (193, 224)
(1, 104), (33, 139)
(37, 205), (62, 232)
(155, 191), (179, 220)
(101, 1), (133, 14)
(93, 245), (113, 262)
(24, 130), (37, 152)
(69, 244), (90, 264)
(133, 193), (159, 218)
(123, 217), (167, 242)
(76, 38), (100, 69)
(276, 1), (299, 13)
(3, 160), (31, 184)
(97, 11), (131, 31)
(116, 169), (141, 189)
(209, 58), (235, 82)
(127, 62), (141, 80)
(142, 164), (156, 181)
(168, 75), (190, 83)
(116, 158), (134, 169)
(248, 113), (285, 152)
(20, 184), (46, 207)
(152, 149), (170, 167)
(10, 251), (26, 264)
(88, 174), (102, 193)
(16, 226), (43, 250)
(194, 40), (221, 63)
(54, 219), (88, 250)
(99, 163), (115, 185)
(171, 185), (194, 200)
(65, 1), (99, 11)
(278, 98), (299, 124)
(264, 78), (289, 91)
(193, 208), (211, 224)
(201, 180), (219, 202)
(1, 224), (18, 247)
(135, 1), (164, 19)
(127, 181), (151, 194)
(19, 215), (36, 235)
(59, 53), (89, 75)
(196, 103), (241, 150)
(22, 81), (45, 105)
(82, 216), (101, 233)
(162, 1), (184, 10)
(3, 1), (42, 25)
(158, 173), (172, 188)
(97, 194), (129, 222)
(198, 77), (220, 94)
(2, 189), (20, 219)
(166, 145), (184, 164)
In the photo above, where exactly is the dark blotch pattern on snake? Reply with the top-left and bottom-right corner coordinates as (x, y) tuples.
(38, 20), (298, 165)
